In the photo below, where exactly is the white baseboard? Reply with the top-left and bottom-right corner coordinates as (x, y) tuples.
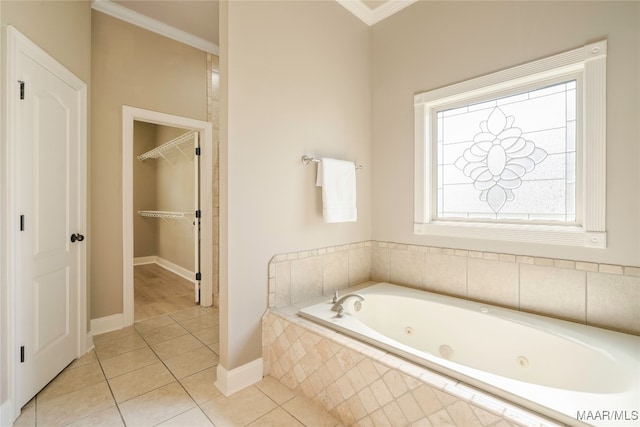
(134, 256), (195, 283)
(85, 332), (95, 353)
(133, 256), (157, 265)
(215, 358), (263, 396)
(91, 257), (194, 338)
(90, 313), (124, 336)
(155, 257), (195, 283)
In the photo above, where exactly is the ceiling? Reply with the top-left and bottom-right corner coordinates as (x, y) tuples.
(91, 0), (417, 54)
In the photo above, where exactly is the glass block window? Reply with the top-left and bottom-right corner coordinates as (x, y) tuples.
(436, 80), (577, 223)
(413, 40), (607, 248)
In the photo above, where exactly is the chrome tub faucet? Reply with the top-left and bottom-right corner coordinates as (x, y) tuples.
(331, 293), (365, 317)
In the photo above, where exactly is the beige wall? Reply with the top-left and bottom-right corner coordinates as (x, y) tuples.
(0, 0), (91, 412)
(0, 1), (91, 82)
(133, 122), (159, 258)
(220, 0), (372, 369)
(133, 123), (196, 271)
(91, 10), (207, 318)
(155, 126), (196, 271)
(371, 1), (640, 267)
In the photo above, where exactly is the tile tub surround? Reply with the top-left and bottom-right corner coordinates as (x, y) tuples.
(262, 310), (562, 427)
(268, 242), (373, 309)
(268, 241), (640, 336)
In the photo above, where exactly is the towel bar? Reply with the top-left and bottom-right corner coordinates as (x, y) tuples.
(301, 155), (363, 170)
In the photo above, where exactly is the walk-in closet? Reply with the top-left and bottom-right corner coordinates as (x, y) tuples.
(133, 121), (201, 320)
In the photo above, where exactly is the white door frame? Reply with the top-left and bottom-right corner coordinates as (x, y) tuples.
(1, 25), (88, 422)
(122, 106), (213, 326)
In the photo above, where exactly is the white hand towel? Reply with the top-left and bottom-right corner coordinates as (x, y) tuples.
(316, 157), (357, 223)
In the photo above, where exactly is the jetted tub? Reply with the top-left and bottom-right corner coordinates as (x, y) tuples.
(298, 283), (640, 426)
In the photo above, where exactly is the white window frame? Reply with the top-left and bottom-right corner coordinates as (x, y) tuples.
(414, 40), (607, 248)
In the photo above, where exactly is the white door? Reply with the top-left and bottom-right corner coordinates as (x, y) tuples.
(12, 28), (86, 409)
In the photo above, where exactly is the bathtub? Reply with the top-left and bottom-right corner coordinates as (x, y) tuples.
(298, 283), (640, 426)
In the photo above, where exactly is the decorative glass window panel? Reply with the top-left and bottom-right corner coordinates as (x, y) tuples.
(436, 80), (577, 223)
(413, 41), (607, 248)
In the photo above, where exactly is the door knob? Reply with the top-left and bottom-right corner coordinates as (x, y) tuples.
(70, 233), (85, 243)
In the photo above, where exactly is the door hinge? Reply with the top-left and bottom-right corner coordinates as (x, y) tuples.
(19, 81), (25, 100)
(20, 346), (25, 363)
(195, 147), (201, 156)
(195, 210), (201, 218)
(195, 272), (202, 281)
(20, 215), (24, 231)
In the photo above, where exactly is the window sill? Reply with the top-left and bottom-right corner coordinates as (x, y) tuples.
(414, 221), (606, 248)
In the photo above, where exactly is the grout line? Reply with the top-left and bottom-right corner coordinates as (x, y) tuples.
(516, 262), (521, 310)
(122, 311), (214, 425)
(464, 253), (469, 298)
(93, 347), (126, 426)
(95, 305), (217, 423)
(584, 272), (589, 326)
(29, 275), (220, 427)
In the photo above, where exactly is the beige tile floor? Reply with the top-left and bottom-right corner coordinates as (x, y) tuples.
(133, 264), (199, 322)
(13, 306), (342, 427)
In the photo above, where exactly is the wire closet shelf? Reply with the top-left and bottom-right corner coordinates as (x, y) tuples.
(137, 211), (195, 227)
(137, 130), (197, 163)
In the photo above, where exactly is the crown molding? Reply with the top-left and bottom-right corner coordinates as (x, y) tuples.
(91, 0), (219, 55)
(337, 0), (418, 26)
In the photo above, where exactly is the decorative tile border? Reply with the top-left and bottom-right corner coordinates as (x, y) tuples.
(270, 241), (373, 263)
(268, 241), (372, 309)
(263, 310), (564, 427)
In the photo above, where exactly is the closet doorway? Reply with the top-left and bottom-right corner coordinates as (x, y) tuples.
(122, 106), (213, 326)
(134, 123), (200, 320)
